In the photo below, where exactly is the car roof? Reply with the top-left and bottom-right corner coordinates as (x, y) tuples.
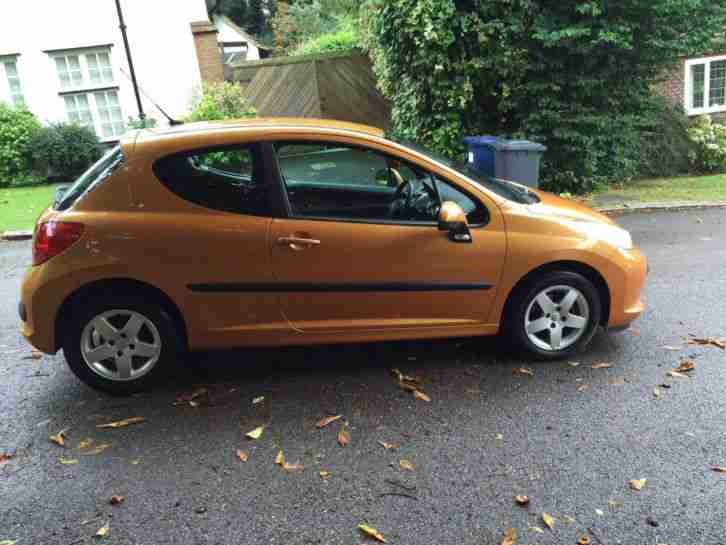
(122, 117), (386, 154)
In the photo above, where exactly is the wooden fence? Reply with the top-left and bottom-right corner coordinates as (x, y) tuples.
(228, 51), (390, 129)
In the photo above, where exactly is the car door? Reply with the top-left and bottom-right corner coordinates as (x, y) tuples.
(267, 139), (506, 333)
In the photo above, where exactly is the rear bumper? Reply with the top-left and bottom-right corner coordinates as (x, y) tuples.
(20, 263), (65, 354)
(607, 247), (647, 328)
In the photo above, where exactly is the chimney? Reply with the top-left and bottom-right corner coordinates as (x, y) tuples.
(190, 20), (224, 83)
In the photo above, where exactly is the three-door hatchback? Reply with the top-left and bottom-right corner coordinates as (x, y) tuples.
(20, 118), (646, 394)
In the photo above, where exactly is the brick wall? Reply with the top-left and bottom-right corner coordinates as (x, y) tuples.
(657, 60), (685, 110)
(191, 21), (224, 83)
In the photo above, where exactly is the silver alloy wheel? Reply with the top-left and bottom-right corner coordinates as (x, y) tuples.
(80, 309), (162, 382)
(524, 285), (590, 352)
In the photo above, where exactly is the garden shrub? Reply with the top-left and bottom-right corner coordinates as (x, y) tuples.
(687, 115), (726, 173)
(0, 103), (40, 186)
(29, 123), (103, 182)
(294, 16), (360, 55)
(186, 82), (256, 122)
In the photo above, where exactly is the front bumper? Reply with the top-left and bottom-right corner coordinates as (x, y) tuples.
(607, 247), (647, 328)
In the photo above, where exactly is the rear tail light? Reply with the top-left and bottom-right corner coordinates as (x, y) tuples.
(33, 221), (84, 266)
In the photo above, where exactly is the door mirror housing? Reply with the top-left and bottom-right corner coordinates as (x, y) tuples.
(438, 201), (472, 243)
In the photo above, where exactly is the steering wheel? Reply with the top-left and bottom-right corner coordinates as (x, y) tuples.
(391, 180), (413, 219)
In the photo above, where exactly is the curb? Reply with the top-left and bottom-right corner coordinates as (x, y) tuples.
(595, 201), (726, 216)
(1, 230), (33, 241)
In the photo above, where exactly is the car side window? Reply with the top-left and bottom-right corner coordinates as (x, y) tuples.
(153, 145), (270, 215)
(274, 141), (487, 225)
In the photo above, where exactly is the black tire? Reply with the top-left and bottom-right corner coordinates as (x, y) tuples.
(503, 270), (602, 360)
(62, 296), (182, 395)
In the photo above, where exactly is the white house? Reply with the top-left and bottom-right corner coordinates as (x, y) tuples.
(0, 0), (228, 143)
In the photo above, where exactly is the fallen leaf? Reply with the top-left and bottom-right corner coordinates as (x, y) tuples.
(81, 444), (111, 455)
(0, 540), (17, 545)
(629, 478), (647, 491)
(338, 428), (351, 446)
(591, 362), (611, 369)
(595, 508), (604, 516)
(391, 368), (421, 385)
(77, 438), (94, 450)
(131, 459), (141, 465)
(109, 495), (125, 506)
(710, 465), (726, 473)
(513, 367), (534, 377)
(236, 450), (248, 462)
(609, 377), (627, 386)
(542, 512), (555, 529)
(282, 462), (304, 472)
(275, 450), (285, 466)
(49, 429), (67, 447)
(667, 371), (689, 379)
(495, 433), (504, 441)
(578, 384), (591, 392)
(97, 417), (145, 429)
(662, 345), (682, 351)
(413, 390), (431, 402)
(501, 527), (517, 545)
(378, 441), (400, 450)
(316, 414), (343, 428)
(319, 470), (330, 479)
(245, 426), (264, 440)
(608, 500), (623, 508)
(528, 527), (544, 533)
(59, 458), (78, 465)
(675, 360), (696, 373)
(568, 361), (581, 367)
(688, 337), (726, 349)
(653, 387), (661, 399)
(27, 350), (42, 359)
(578, 536), (591, 545)
(399, 459), (415, 471)
(252, 396), (265, 405)
(95, 522), (109, 538)
(562, 515), (576, 523)
(358, 523), (386, 543)
(0, 452), (15, 466)
(514, 495), (529, 506)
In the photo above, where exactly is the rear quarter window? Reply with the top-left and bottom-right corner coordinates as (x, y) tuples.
(55, 145), (124, 211)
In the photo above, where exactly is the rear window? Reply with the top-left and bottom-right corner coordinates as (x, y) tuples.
(55, 145), (124, 211)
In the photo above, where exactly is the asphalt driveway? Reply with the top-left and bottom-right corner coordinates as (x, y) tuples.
(2, 209), (726, 545)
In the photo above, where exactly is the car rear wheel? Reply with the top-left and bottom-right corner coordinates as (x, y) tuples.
(505, 271), (601, 359)
(63, 296), (182, 395)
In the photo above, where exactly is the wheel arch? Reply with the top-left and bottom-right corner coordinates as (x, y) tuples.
(502, 260), (611, 327)
(55, 278), (188, 352)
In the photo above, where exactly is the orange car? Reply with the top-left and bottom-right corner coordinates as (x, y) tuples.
(19, 118), (646, 394)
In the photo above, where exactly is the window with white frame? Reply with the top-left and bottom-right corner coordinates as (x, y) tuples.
(63, 90), (124, 140)
(685, 55), (726, 114)
(2, 58), (24, 106)
(51, 47), (115, 91)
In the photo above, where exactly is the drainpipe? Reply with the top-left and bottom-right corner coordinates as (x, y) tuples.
(114, 0), (145, 121)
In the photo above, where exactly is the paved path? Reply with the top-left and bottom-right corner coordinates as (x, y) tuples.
(1, 210), (726, 545)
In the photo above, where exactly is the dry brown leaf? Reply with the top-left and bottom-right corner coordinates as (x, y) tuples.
(95, 522), (109, 538)
(542, 512), (555, 530)
(338, 428), (351, 447)
(514, 495), (529, 506)
(109, 495), (125, 506)
(399, 459), (415, 471)
(275, 450), (285, 466)
(282, 462), (304, 472)
(81, 443), (111, 456)
(49, 429), (67, 447)
(358, 523), (386, 543)
(578, 384), (591, 392)
(629, 478), (647, 490)
(26, 350), (42, 359)
(391, 368), (422, 385)
(609, 377), (627, 386)
(245, 426), (264, 440)
(378, 441), (400, 450)
(591, 362), (611, 369)
(501, 527), (517, 545)
(675, 360), (696, 373)
(688, 337), (726, 349)
(0, 452), (15, 466)
(578, 536), (591, 545)
(513, 367), (534, 377)
(97, 417), (145, 429)
(710, 465), (726, 473)
(319, 470), (330, 479)
(667, 371), (689, 379)
(413, 390), (431, 402)
(316, 414), (343, 428)
(59, 457), (78, 465)
(77, 438), (94, 450)
(236, 450), (248, 462)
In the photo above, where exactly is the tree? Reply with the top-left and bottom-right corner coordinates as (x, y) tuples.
(224, 0), (248, 30)
(247, 0), (266, 35)
(363, 0), (726, 192)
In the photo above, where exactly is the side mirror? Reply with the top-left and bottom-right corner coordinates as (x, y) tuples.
(438, 201), (472, 243)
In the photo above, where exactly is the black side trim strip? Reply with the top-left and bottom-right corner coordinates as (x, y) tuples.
(188, 282), (493, 293)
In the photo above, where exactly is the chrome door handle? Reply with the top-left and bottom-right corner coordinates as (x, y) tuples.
(276, 236), (321, 248)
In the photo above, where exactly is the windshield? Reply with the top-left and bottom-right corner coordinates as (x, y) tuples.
(390, 138), (540, 204)
(55, 145), (124, 211)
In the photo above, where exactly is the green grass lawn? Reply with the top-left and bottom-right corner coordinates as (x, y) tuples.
(592, 173), (726, 206)
(0, 185), (56, 232)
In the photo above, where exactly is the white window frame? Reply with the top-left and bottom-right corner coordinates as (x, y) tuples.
(62, 90), (125, 142)
(1, 55), (24, 107)
(685, 54), (726, 115)
(49, 47), (116, 92)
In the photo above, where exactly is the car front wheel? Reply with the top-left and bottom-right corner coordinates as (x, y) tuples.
(506, 271), (602, 359)
(62, 296), (182, 395)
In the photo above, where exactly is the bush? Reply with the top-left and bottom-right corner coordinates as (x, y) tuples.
(272, 1), (340, 53)
(294, 16), (360, 55)
(29, 123), (103, 182)
(687, 115), (726, 173)
(126, 116), (158, 130)
(0, 103), (41, 185)
(186, 82), (256, 122)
